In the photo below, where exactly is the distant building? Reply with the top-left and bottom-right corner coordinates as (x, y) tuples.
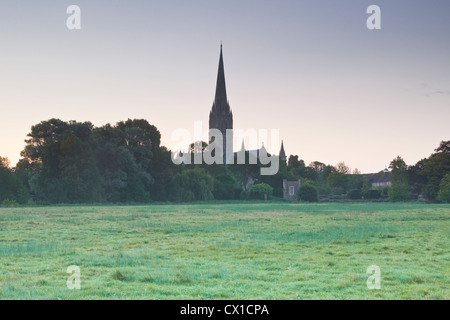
(209, 45), (233, 162)
(283, 179), (301, 201)
(209, 45), (286, 162)
(363, 169), (392, 188)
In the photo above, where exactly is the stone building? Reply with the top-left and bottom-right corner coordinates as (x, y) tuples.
(209, 45), (233, 162)
(208, 45), (287, 163)
(283, 179), (301, 201)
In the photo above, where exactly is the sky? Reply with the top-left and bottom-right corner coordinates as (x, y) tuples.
(0, 0), (449, 173)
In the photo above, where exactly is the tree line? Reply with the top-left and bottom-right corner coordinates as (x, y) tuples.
(0, 119), (449, 205)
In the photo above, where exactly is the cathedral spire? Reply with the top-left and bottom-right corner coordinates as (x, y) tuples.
(209, 44), (233, 162)
(279, 140), (287, 161)
(214, 44), (228, 107)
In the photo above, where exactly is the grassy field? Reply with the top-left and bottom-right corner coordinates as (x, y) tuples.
(0, 202), (448, 300)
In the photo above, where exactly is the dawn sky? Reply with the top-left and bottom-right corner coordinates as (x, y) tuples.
(0, 0), (449, 173)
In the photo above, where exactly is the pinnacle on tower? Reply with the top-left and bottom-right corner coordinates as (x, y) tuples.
(279, 140), (287, 161)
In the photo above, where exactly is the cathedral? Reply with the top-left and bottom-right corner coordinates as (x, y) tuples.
(208, 45), (286, 162)
(208, 44), (233, 162)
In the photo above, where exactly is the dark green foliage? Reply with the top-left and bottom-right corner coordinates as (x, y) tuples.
(17, 118), (161, 204)
(247, 183), (273, 200)
(348, 189), (362, 200)
(0, 157), (29, 204)
(326, 172), (347, 195)
(364, 189), (381, 200)
(388, 185), (412, 202)
(2, 198), (17, 207)
(407, 142), (450, 201)
(298, 184), (318, 202)
(389, 156), (411, 202)
(437, 173), (450, 203)
(257, 159), (292, 198)
(4, 119), (449, 204)
(171, 168), (214, 202)
(213, 174), (238, 200)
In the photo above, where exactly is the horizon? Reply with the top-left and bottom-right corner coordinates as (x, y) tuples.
(1, 0), (449, 173)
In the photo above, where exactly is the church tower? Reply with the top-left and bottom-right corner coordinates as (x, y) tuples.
(209, 45), (233, 162)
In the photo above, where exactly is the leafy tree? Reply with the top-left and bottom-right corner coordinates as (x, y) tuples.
(408, 141), (450, 200)
(434, 140), (450, 155)
(248, 183), (273, 200)
(388, 184), (411, 202)
(93, 121), (155, 202)
(437, 173), (450, 203)
(171, 168), (214, 202)
(361, 177), (372, 194)
(336, 162), (351, 174)
(389, 156), (411, 201)
(326, 172), (347, 195)
(348, 174), (363, 191)
(390, 156), (409, 185)
(213, 174), (238, 200)
(149, 146), (178, 201)
(287, 155), (306, 178)
(0, 157), (29, 204)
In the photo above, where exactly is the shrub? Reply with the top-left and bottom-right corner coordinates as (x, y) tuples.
(348, 189), (362, 200)
(2, 198), (17, 207)
(248, 183), (273, 200)
(299, 184), (318, 202)
(364, 189), (381, 200)
(240, 190), (250, 200)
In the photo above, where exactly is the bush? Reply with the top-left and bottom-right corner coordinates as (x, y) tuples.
(364, 189), (381, 200)
(437, 173), (450, 203)
(348, 189), (362, 200)
(240, 190), (250, 200)
(298, 184), (318, 202)
(2, 198), (17, 207)
(248, 183), (273, 200)
(213, 174), (237, 200)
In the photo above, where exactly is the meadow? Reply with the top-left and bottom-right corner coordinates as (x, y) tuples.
(0, 202), (448, 300)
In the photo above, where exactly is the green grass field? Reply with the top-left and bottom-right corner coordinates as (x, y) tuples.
(0, 202), (448, 299)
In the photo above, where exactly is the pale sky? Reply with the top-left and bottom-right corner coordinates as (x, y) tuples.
(0, 0), (449, 173)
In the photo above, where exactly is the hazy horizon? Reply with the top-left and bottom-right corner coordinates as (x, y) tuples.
(1, 0), (449, 173)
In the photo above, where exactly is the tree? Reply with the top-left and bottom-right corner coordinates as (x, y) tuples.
(437, 173), (450, 203)
(434, 140), (450, 155)
(213, 174), (238, 200)
(0, 157), (29, 204)
(408, 141), (450, 201)
(287, 155), (306, 178)
(388, 184), (411, 201)
(388, 156), (411, 201)
(19, 118), (160, 203)
(336, 162), (351, 174)
(248, 183), (273, 200)
(171, 168), (214, 202)
(389, 156), (409, 185)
